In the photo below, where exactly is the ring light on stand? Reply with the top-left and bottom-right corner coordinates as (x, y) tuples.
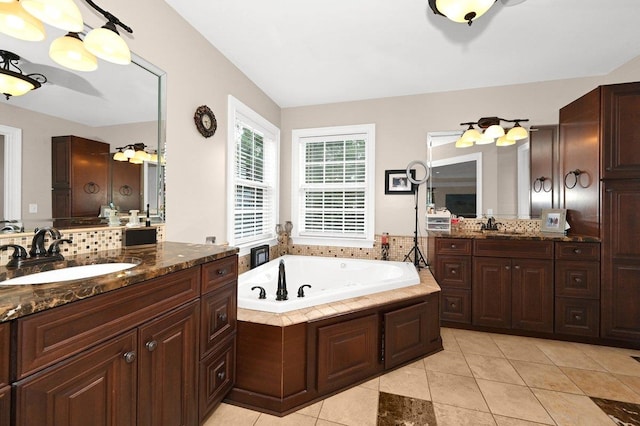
(403, 160), (429, 269)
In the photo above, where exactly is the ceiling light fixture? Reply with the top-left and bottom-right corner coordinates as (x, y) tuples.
(428, 0), (497, 26)
(82, 0), (132, 65)
(21, 0), (83, 32)
(455, 116), (529, 148)
(0, 0), (46, 40)
(0, 49), (47, 99)
(49, 31), (97, 71)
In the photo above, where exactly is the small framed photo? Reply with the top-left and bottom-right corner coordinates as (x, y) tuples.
(540, 208), (567, 233)
(385, 169), (415, 195)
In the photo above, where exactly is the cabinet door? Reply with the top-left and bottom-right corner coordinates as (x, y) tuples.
(199, 335), (235, 421)
(0, 322), (8, 389)
(111, 159), (142, 212)
(441, 289), (471, 324)
(201, 283), (237, 357)
(14, 330), (137, 426)
(472, 257), (511, 329)
(511, 259), (554, 333)
(602, 180), (640, 342)
(0, 386), (9, 426)
(602, 82), (640, 179)
(555, 298), (599, 337)
(434, 255), (471, 289)
(138, 301), (199, 426)
(384, 301), (433, 369)
(317, 314), (379, 394)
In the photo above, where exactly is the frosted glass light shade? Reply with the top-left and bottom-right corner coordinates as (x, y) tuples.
(455, 137), (474, 148)
(123, 147), (135, 158)
(113, 151), (127, 161)
(484, 124), (505, 138)
(133, 149), (151, 161)
(84, 23), (131, 65)
(435, 0), (495, 23)
(506, 124), (528, 140)
(0, 0), (45, 41)
(49, 32), (97, 72)
(22, 0), (83, 32)
(496, 135), (516, 146)
(475, 133), (495, 145)
(0, 71), (35, 96)
(460, 127), (481, 143)
(128, 157), (143, 164)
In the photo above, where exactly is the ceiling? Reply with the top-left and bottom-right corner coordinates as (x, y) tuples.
(164, 0), (640, 108)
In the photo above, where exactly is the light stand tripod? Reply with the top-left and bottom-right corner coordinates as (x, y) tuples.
(402, 160), (429, 270)
(403, 184), (428, 269)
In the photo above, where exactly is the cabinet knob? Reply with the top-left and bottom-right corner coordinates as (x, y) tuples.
(146, 340), (158, 352)
(574, 315), (582, 321)
(217, 268), (227, 276)
(123, 351), (136, 364)
(450, 302), (457, 308)
(505, 266), (510, 270)
(574, 277), (583, 283)
(218, 312), (228, 322)
(450, 269), (457, 275)
(217, 371), (226, 381)
(450, 244), (456, 249)
(514, 265), (520, 269)
(573, 248), (582, 254)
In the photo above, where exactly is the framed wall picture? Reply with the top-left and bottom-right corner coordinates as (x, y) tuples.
(540, 208), (567, 233)
(385, 169), (415, 194)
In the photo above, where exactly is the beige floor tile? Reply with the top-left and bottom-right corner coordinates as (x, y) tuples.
(561, 367), (640, 403)
(202, 403), (260, 425)
(318, 385), (379, 426)
(255, 412), (318, 425)
(511, 360), (583, 394)
(493, 415), (555, 425)
(294, 400), (323, 418)
(465, 353), (525, 385)
(455, 331), (505, 358)
(535, 340), (605, 371)
(379, 365), (431, 401)
(440, 327), (461, 352)
(433, 403), (497, 425)
(476, 379), (554, 425)
(423, 349), (473, 377)
(406, 357), (427, 370)
(575, 344), (640, 376)
(614, 373), (640, 396)
(532, 388), (616, 426)
(316, 420), (346, 426)
(427, 370), (489, 412)
(491, 334), (553, 364)
(358, 376), (380, 391)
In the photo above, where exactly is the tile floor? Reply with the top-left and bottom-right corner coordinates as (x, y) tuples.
(204, 327), (640, 425)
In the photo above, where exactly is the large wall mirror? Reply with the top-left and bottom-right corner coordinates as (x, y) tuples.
(0, 26), (166, 233)
(427, 131), (531, 219)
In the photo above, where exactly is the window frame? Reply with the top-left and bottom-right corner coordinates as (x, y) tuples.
(226, 95), (280, 255)
(291, 124), (375, 248)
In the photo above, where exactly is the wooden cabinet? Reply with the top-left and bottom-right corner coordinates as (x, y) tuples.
(0, 323), (9, 426)
(555, 241), (600, 337)
(560, 81), (640, 346)
(111, 159), (142, 212)
(432, 238), (472, 324)
(199, 257), (238, 421)
(472, 240), (554, 333)
(384, 300), (438, 369)
(529, 125), (558, 217)
(52, 135), (110, 218)
(601, 180), (640, 342)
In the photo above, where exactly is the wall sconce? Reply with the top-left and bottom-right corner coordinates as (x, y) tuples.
(113, 143), (154, 164)
(0, 0), (132, 74)
(0, 49), (47, 99)
(455, 116), (529, 148)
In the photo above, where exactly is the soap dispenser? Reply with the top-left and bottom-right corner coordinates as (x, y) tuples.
(127, 210), (140, 227)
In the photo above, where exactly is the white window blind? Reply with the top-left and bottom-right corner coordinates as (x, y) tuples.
(227, 96), (279, 251)
(292, 124), (375, 247)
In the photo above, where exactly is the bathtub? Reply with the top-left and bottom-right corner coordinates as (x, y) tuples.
(238, 255), (421, 313)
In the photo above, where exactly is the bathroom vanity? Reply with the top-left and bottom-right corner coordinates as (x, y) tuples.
(0, 242), (238, 426)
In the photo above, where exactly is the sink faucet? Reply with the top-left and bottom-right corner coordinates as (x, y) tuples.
(481, 216), (500, 231)
(0, 227), (71, 268)
(276, 259), (288, 301)
(30, 227), (62, 257)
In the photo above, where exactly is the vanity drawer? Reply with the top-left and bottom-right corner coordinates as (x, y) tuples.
(555, 261), (600, 299)
(555, 242), (600, 261)
(199, 334), (235, 421)
(555, 297), (599, 337)
(200, 282), (237, 357)
(434, 256), (471, 289)
(201, 255), (238, 294)
(434, 238), (472, 255)
(440, 289), (471, 324)
(474, 239), (553, 259)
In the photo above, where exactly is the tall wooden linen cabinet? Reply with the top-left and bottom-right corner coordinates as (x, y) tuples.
(559, 81), (640, 344)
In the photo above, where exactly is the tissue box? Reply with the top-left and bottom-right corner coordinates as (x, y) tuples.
(123, 227), (157, 246)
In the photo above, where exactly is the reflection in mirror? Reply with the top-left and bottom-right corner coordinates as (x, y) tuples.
(427, 131), (530, 219)
(0, 26), (166, 233)
(429, 155), (481, 218)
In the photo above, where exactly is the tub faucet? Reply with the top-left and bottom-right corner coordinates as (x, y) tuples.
(276, 259), (288, 301)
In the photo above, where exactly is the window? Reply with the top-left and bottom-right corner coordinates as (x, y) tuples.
(227, 96), (279, 253)
(291, 124), (375, 247)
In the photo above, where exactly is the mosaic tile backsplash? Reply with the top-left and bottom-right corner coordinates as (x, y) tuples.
(0, 225), (165, 265)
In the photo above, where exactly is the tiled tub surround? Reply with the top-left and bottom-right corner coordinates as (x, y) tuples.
(0, 224), (165, 266)
(0, 240), (228, 322)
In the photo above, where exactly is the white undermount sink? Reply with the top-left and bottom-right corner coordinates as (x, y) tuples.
(0, 263), (138, 285)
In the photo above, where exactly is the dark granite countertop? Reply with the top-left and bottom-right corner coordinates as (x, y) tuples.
(0, 242), (238, 322)
(429, 230), (601, 242)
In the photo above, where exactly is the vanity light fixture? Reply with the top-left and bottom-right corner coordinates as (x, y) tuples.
(82, 0), (132, 65)
(49, 31), (97, 71)
(113, 143), (153, 163)
(455, 116), (529, 148)
(0, 49), (47, 99)
(428, 0), (496, 26)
